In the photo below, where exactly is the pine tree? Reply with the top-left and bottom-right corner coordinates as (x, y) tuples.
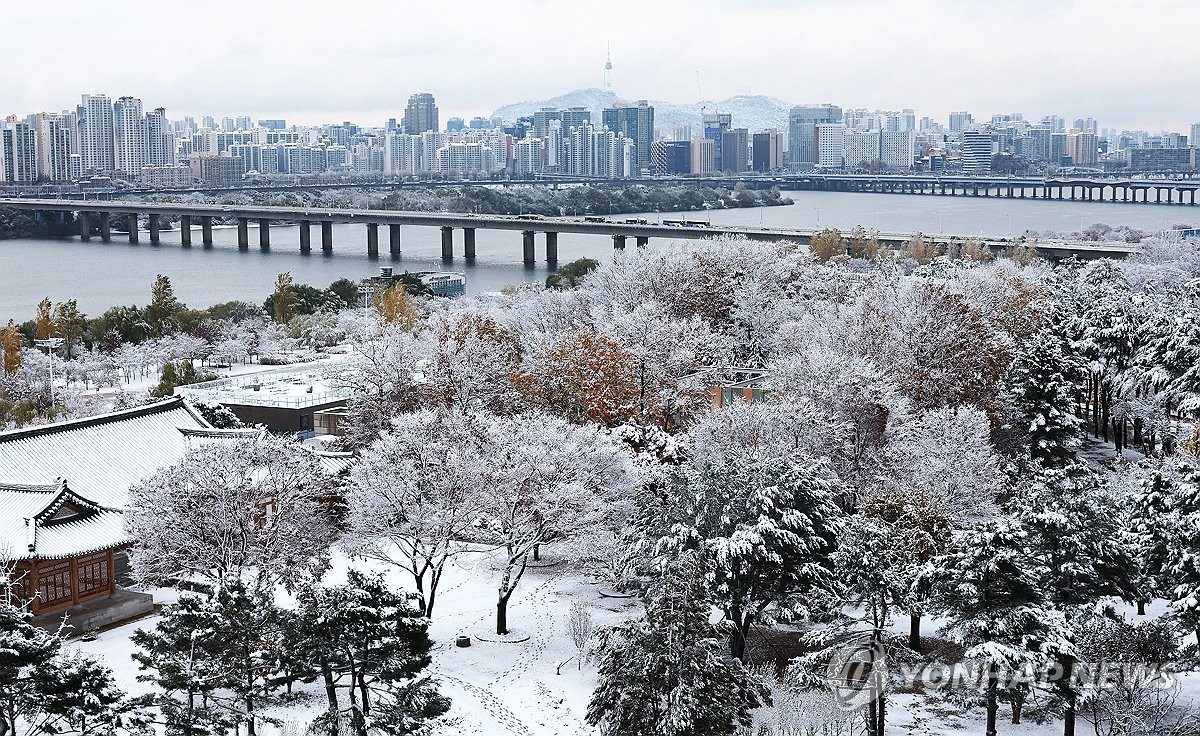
(146, 274), (185, 337)
(0, 582), (125, 736)
(288, 571), (449, 736)
(922, 523), (1073, 736)
(133, 580), (285, 736)
(1008, 332), (1084, 467)
(586, 553), (768, 736)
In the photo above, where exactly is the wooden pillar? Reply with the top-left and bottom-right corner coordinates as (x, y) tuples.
(464, 227), (476, 258)
(106, 549), (116, 597)
(69, 557), (79, 605)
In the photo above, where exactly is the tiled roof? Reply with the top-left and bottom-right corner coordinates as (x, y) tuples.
(0, 481), (129, 561)
(0, 397), (211, 509)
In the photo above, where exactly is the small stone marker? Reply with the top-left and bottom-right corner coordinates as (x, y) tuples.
(455, 635), (472, 648)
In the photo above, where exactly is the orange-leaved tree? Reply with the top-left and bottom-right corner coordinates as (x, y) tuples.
(513, 328), (639, 425)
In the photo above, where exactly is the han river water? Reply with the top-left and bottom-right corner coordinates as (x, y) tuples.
(1, 189), (1195, 322)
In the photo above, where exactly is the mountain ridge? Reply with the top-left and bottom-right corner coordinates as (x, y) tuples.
(490, 88), (794, 137)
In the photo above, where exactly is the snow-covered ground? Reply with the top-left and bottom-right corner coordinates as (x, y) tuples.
(72, 544), (1199, 736)
(76, 545), (640, 736)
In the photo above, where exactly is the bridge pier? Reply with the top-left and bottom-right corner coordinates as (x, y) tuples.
(128, 213), (139, 243)
(636, 236), (649, 248)
(201, 216), (213, 246)
(464, 227), (476, 258)
(259, 219), (270, 250)
(521, 230), (535, 264)
(441, 226), (454, 259)
(100, 213), (111, 241)
(545, 231), (557, 263)
(321, 221), (333, 252)
(78, 211), (90, 240)
(237, 218), (249, 249)
(299, 221), (311, 253)
(389, 224), (402, 256)
(180, 215), (191, 246)
(613, 234), (627, 250)
(366, 223), (379, 256)
(149, 215), (160, 244)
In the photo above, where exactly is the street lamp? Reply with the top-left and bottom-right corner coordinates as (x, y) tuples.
(33, 337), (65, 405)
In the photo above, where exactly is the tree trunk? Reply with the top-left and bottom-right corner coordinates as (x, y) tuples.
(1064, 697), (1076, 736)
(1011, 693), (1023, 724)
(321, 658), (339, 714)
(533, 543), (540, 562)
(908, 611), (921, 651)
(986, 668), (998, 736)
(497, 594), (510, 635)
(1137, 600), (1146, 616)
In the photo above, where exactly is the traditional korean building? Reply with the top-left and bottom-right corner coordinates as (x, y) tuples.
(0, 397), (214, 630)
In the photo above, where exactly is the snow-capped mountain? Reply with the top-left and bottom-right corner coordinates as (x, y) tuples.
(490, 88), (794, 135)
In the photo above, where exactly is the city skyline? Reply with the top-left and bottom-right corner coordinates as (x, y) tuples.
(3, 0), (1198, 132)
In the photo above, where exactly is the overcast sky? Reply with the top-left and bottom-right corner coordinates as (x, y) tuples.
(3, 0), (1197, 132)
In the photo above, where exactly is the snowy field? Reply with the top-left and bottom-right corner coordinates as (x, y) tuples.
(76, 545), (640, 736)
(72, 544), (1199, 736)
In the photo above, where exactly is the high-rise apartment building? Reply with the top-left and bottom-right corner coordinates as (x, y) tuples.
(880, 130), (915, 169)
(146, 107), (174, 166)
(602, 100), (654, 176)
(404, 93), (439, 135)
(1190, 123), (1200, 148)
(652, 140), (692, 175)
(788, 104), (841, 167)
(0, 116), (37, 182)
(35, 113), (73, 181)
(843, 129), (880, 168)
(948, 111), (973, 133)
(113, 96), (149, 175)
(1066, 130), (1098, 166)
(79, 94), (115, 172)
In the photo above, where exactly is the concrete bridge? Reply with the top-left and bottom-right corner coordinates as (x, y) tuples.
(698, 173), (1200, 205)
(0, 198), (1143, 262)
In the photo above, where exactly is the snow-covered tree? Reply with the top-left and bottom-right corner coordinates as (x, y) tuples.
(287, 571), (449, 736)
(421, 312), (524, 415)
(0, 578), (125, 736)
(1007, 330), (1085, 466)
(643, 401), (845, 661)
(586, 552), (769, 736)
(132, 579), (285, 736)
(922, 523), (1074, 736)
(345, 409), (488, 618)
(471, 412), (635, 634)
(323, 321), (424, 449)
(126, 433), (339, 591)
